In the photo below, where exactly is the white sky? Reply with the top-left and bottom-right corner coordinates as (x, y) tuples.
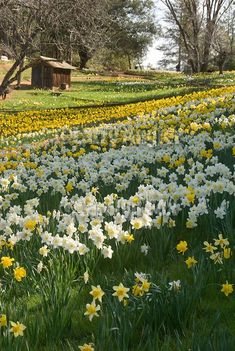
(143, 40), (164, 68)
(143, 1), (165, 68)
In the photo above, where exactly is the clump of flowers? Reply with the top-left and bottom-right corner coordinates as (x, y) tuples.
(132, 272), (151, 297)
(0, 314), (26, 337)
(203, 234), (232, 264)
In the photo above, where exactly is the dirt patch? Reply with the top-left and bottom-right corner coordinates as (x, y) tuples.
(11, 80), (31, 87)
(0, 62), (12, 71)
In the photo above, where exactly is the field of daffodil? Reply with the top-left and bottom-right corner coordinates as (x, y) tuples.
(0, 86), (235, 350)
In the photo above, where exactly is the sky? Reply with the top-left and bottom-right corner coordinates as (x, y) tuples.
(143, 1), (165, 68)
(143, 40), (164, 68)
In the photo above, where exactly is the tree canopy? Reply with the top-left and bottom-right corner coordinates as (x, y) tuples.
(0, 0), (158, 90)
(160, 0), (234, 73)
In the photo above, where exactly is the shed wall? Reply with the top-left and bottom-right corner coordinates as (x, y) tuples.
(52, 68), (71, 87)
(32, 65), (42, 88)
(42, 66), (53, 88)
(31, 63), (72, 89)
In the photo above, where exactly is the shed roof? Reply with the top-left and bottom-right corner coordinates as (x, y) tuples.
(32, 56), (76, 70)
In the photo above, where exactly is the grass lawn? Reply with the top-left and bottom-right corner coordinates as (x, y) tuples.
(0, 81), (197, 111)
(1, 61), (235, 111)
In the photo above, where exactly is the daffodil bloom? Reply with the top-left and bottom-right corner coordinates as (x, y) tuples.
(214, 234), (229, 248)
(210, 252), (223, 264)
(84, 271), (89, 284)
(203, 241), (217, 253)
(132, 284), (144, 297)
(91, 186), (99, 195)
(131, 218), (143, 230)
(1, 256), (15, 268)
(66, 182), (73, 192)
(79, 343), (94, 351)
(10, 321), (26, 337)
(142, 280), (151, 292)
(112, 283), (130, 302)
(168, 218), (176, 228)
(6, 241), (14, 250)
(132, 195), (140, 204)
(84, 302), (100, 321)
(24, 219), (37, 231)
(37, 261), (43, 273)
(176, 241), (188, 254)
(89, 285), (105, 302)
(223, 247), (232, 259)
(132, 278), (151, 297)
(186, 192), (195, 204)
(0, 314), (7, 327)
(221, 281), (233, 296)
(213, 142), (222, 149)
(162, 154), (171, 163)
(185, 256), (198, 268)
(232, 146), (235, 156)
(39, 245), (50, 257)
(13, 267), (27, 282)
(186, 219), (195, 229)
(169, 280), (181, 292)
(125, 233), (134, 243)
(140, 244), (149, 255)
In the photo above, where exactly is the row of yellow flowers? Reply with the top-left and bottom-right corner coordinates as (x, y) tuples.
(1, 86), (235, 138)
(0, 88), (234, 173)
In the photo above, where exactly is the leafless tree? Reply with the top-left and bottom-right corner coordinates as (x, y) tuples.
(213, 4), (235, 73)
(0, 0), (62, 93)
(161, 0), (234, 72)
(0, 0), (112, 93)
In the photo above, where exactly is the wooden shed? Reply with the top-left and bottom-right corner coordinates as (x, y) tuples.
(31, 56), (76, 89)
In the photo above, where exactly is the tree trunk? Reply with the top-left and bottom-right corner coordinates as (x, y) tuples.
(200, 40), (211, 73)
(218, 51), (227, 74)
(177, 34), (182, 71)
(0, 30), (39, 91)
(188, 58), (198, 74)
(127, 54), (132, 70)
(201, 29), (213, 72)
(78, 47), (91, 70)
(0, 61), (33, 97)
(16, 59), (24, 88)
(0, 55), (25, 91)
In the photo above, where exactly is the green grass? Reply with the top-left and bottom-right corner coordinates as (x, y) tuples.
(5, 221), (234, 351)
(1, 63), (235, 112)
(0, 82), (196, 111)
